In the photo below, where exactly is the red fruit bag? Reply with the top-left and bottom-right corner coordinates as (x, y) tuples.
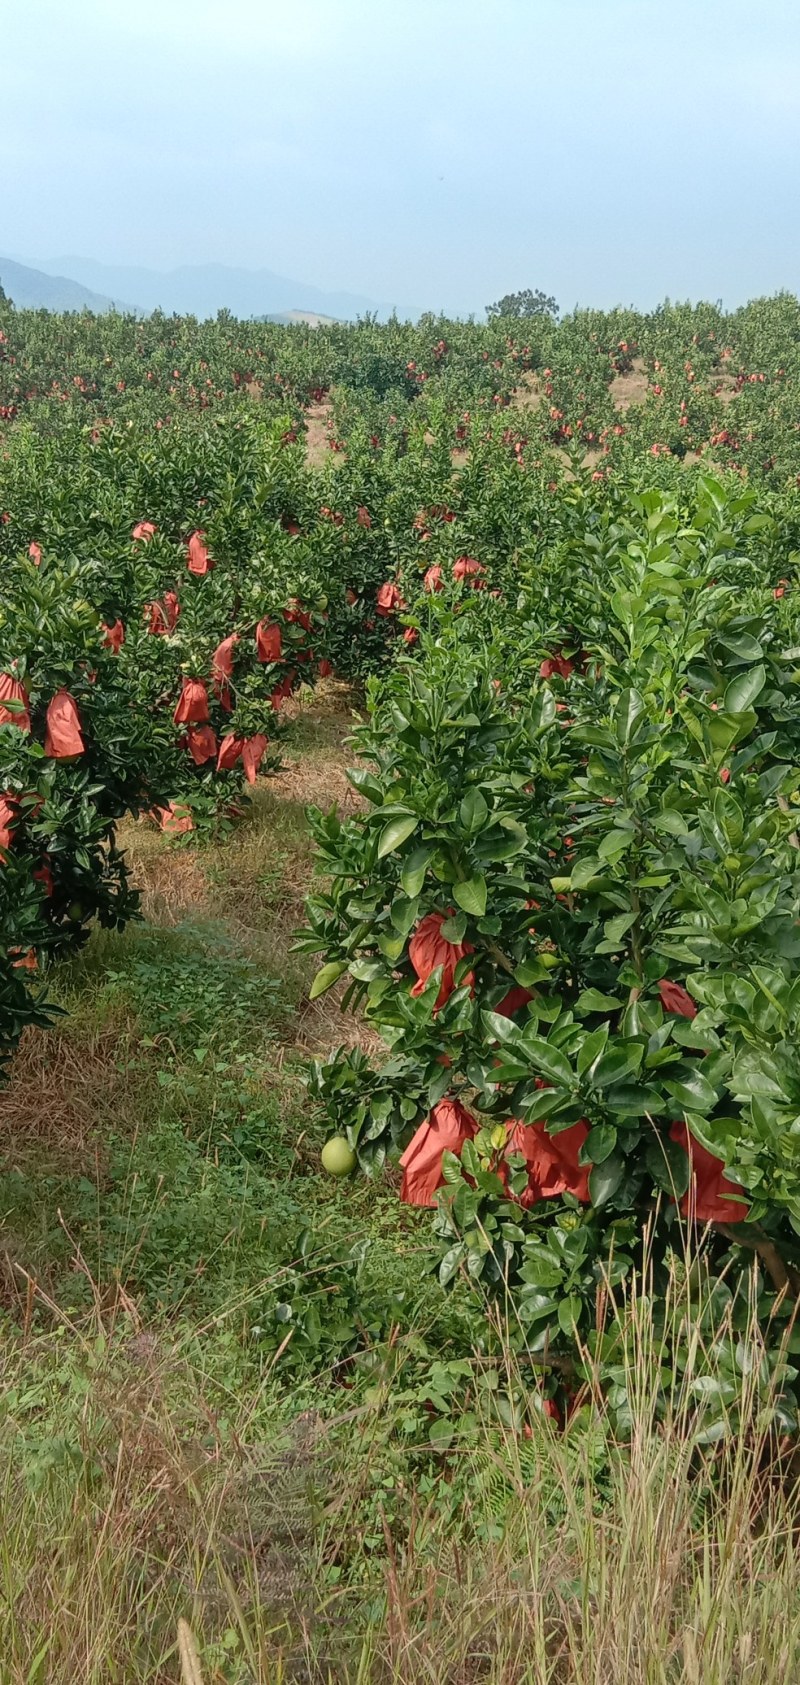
(256, 621), (282, 663)
(241, 733), (268, 784)
(173, 678), (210, 726)
(216, 733), (244, 771)
(187, 530), (213, 576)
(102, 619), (125, 653)
(0, 673), (31, 732)
(44, 690), (86, 758)
(211, 633), (238, 710)
(185, 724), (218, 765)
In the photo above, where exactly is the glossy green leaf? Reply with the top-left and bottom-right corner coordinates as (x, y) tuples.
(377, 813), (419, 858)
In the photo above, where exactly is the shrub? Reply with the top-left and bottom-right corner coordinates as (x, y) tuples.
(303, 481), (800, 1424)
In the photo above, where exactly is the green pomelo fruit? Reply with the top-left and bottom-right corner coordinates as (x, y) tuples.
(321, 1136), (357, 1177)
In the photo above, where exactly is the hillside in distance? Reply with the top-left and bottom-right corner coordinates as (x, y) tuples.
(0, 257), (125, 313)
(29, 256), (418, 322)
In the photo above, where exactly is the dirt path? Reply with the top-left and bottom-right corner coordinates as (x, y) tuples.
(304, 399), (333, 467)
(609, 356), (649, 412)
(511, 370), (544, 413)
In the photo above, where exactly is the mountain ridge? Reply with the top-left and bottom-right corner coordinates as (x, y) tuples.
(0, 257), (124, 313)
(25, 255), (419, 322)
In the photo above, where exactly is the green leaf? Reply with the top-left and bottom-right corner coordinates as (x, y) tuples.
(309, 961), (347, 1000)
(589, 1153), (625, 1207)
(645, 1135), (691, 1198)
(616, 687), (646, 746)
(603, 912), (636, 945)
(440, 911), (468, 943)
(576, 989), (623, 1014)
(531, 688), (557, 731)
(577, 1024), (609, 1078)
(460, 789), (489, 832)
(520, 1034), (574, 1088)
(654, 810), (691, 836)
(598, 827), (635, 860)
(723, 665), (765, 715)
(520, 1085), (571, 1124)
(428, 1418), (455, 1450)
(605, 1084), (664, 1116)
(438, 1243), (466, 1286)
(377, 814), (419, 858)
(514, 957), (552, 987)
(584, 1124), (617, 1164)
(665, 1068), (718, 1114)
(453, 875), (487, 917)
(557, 1295), (582, 1336)
(589, 1043), (644, 1089)
(570, 856), (603, 889)
(346, 767), (384, 803)
(481, 1009), (521, 1044)
(377, 933), (406, 962)
(389, 893), (419, 936)
(401, 844), (434, 896)
(717, 633), (763, 662)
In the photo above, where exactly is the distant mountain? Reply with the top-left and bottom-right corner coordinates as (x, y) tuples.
(262, 309), (342, 327)
(0, 257), (126, 313)
(30, 256), (417, 322)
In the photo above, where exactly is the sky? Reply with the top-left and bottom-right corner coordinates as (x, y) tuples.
(4, 0), (800, 315)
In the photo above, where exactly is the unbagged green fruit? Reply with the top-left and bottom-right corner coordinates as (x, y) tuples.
(321, 1135), (356, 1177)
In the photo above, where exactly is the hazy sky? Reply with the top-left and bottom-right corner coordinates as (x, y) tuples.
(5, 0), (800, 314)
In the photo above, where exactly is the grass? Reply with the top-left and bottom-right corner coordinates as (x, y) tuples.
(2, 688), (800, 1682)
(3, 1289), (800, 1683)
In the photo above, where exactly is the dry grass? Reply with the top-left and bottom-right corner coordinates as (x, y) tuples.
(512, 370), (544, 412)
(610, 355), (650, 412)
(8, 693), (797, 1680)
(2, 1279), (799, 1684)
(121, 680), (363, 930)
(0, 1007), (136, 1175)
(713, 376), (740, 406)
(304, 399), (335, 468)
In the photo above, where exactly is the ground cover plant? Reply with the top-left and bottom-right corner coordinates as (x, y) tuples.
(2, 289), (800, 1679)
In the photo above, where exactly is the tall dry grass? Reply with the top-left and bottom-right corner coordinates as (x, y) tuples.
(1, 1258), (799, 1684)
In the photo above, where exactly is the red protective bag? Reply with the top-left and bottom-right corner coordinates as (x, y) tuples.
(184, 724), (218, 765)
(670, 1121), (748, 1223)
(241, 733), (268, 784)
(376, 581), (405, 616)
(216, 733), (245, 771)
(102, 619), (125, 653)
(187, 530), (213, 576)
(132, 520), (157, 541)
(173, 678), (210, 726)
(0, 673), (31, 732)
(400, 1098), (477, 1206)
(505, 1118), (591, 1207)
(270, 671), (296, 710)
(452, 556), (485, 585)
(409, 910), (474, 1011)
(155, 801), (194, 836)
(44, 690), (85, 758)
(33, 858), (55, 897)
(284, 601), (312, 631)
(211, 633), (238, 710)
(657, 979), (697, 1019)
(256, 621), (282, 663)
